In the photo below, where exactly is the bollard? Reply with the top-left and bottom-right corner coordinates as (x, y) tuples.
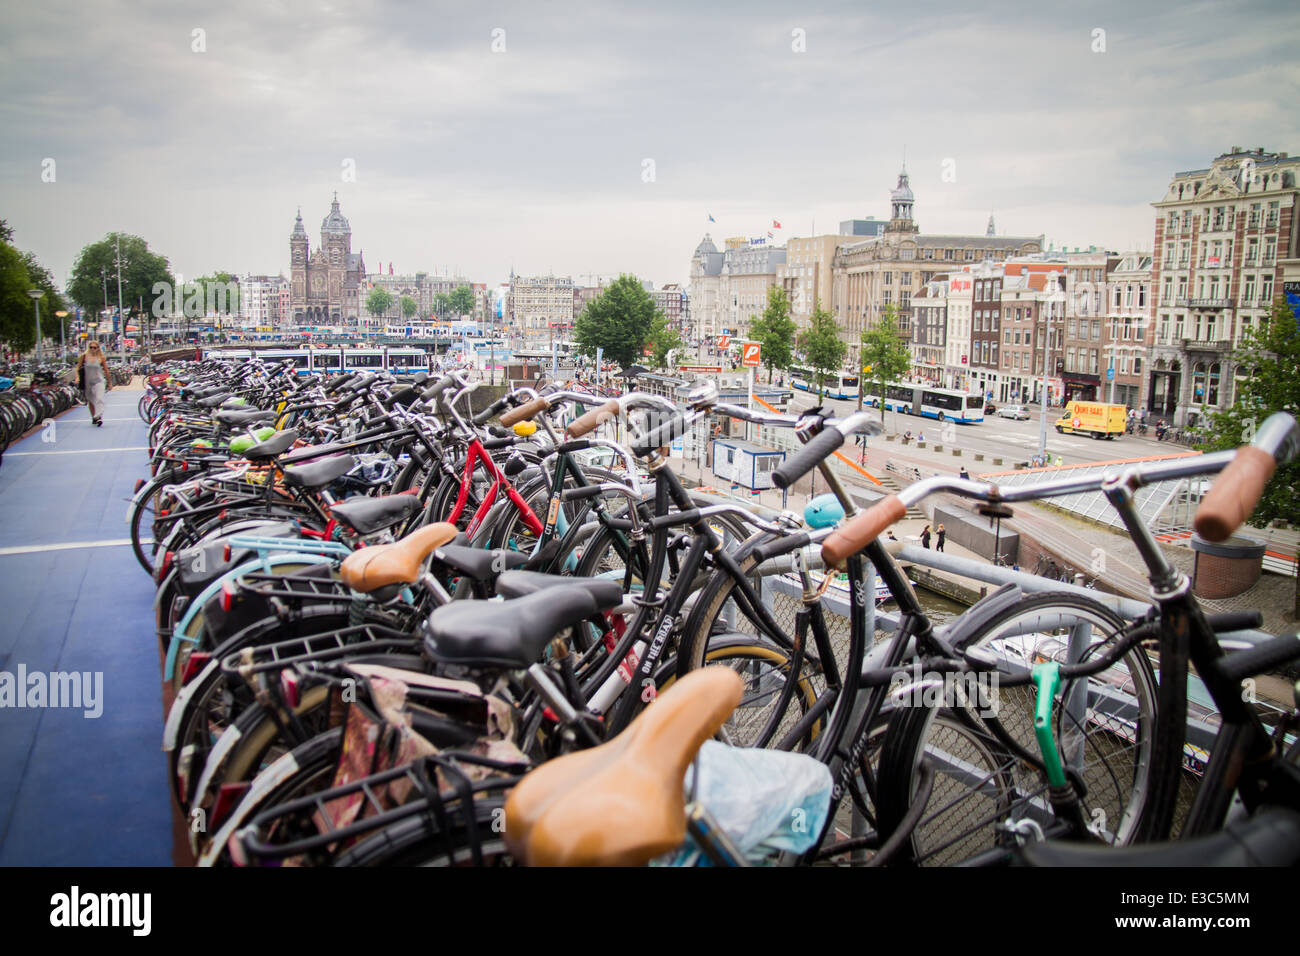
(933, 444), (942, 452)
(952, 448), (961, 456)
(993, 457), (1003, 466)
(975, 453), (985, 461)
(917, 442), (926, 449)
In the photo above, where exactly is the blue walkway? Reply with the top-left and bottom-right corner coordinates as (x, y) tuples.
(0, 387), (172, 865)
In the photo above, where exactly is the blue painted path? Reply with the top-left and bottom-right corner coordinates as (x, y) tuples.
(0, 388), (172, 865)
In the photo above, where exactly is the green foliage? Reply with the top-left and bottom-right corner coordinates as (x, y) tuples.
(68, 233), (174, 321)
(449, 285), (475, 317)
(1202, 299), (1300, 615)
(366, 286), (394, 317)
(432, 292), (452, 318)
(797, 299), (846, 399)
(749, 286), (796, 383)
(190, 272), (240, 315)
(0, 222), (68, 351)
(573, 274), (659, 368)
(860, 305), (912, 419)
(647, 314), (684, 369)
(400, 296), (418, 319)
(0, 241), (38, 351)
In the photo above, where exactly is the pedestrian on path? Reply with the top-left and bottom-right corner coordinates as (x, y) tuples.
(936, 524), (946, 552)
(959, 466), (970, 481)
(920, 524), (932, 549)
(77, 340), (112, 427)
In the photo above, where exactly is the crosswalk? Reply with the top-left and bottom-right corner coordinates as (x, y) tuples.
(991, 434), (1092, 451)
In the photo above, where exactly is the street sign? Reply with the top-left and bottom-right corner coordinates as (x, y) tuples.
(717, 335), (731, 350)
(1106, 367), (1115, 381)
(741, 343), (761, 367)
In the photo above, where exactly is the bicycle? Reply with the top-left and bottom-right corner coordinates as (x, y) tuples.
(818, 411), (1300, 863)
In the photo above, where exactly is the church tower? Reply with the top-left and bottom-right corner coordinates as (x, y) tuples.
(320, 193), (351, 325)
(886, 166), (918, 234)
(290, 209), (308, 324)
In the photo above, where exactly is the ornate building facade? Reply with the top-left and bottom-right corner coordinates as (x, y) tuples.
(289, 195), (366, 325)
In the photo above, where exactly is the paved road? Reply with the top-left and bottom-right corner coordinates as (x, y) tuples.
(787, 393), (1177, 467)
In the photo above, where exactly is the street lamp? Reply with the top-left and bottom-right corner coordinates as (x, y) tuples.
(55, 311), (68, 359)
(1037, 277), (1064, 462)
(26, 289), (44, 362)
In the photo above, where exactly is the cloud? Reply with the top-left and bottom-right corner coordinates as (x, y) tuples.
(0, 0), (1297, 290)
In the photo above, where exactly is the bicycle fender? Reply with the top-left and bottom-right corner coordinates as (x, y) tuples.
(939, 583), (1025, 651)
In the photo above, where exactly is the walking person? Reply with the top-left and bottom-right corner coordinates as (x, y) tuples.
(920, 524), (932, 549)
(935, 524), (946, 552)
(78, 340), (112, 427)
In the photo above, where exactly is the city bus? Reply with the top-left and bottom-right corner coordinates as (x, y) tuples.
(862, 382), (985, 423)
(789, 367), (859, 401)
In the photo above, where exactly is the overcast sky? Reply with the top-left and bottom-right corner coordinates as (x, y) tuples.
(2, 0), (1297, 295)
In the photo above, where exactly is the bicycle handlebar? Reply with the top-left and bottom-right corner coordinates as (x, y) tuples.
(500, 396), (550, 426)
(566, 399), (621, 437)
(772, 427), (844, 489)
(1193, 412), (1298, 542)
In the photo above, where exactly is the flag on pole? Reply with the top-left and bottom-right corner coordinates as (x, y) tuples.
(772, 219), (782, 229)
(767, 231), (774, 238)
(708, 213), (716, 223)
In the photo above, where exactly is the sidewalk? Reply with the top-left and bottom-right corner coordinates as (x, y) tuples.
(0, 381), (171, 865)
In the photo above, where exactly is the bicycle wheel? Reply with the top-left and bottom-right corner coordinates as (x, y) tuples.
(486, 466), (624, 567)
(129, 467), (182, 575)
(675, 545), (841, 751)
(876, 591), (1157, 865)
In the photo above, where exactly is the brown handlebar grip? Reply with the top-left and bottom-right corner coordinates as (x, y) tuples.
(1193, 445), (1276, 543)
(565, 399), (621, 438)
(822, 495), (907, 567)
(499, 397), (550, 427)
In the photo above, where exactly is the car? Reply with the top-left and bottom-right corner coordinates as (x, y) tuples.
(984, 401), (997, 414)
(998, 404), (1030, 420)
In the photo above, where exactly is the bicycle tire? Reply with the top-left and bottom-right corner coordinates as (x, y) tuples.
(875, 590), (1158, 865)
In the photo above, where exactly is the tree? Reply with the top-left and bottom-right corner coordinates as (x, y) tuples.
(366, 287), (394, 319)
(859, 304), (913, 423)
(67, 233), (174, 326)
(190, 272), (240, 319)
(749, 286), (796, 383)
(0, 223), (68, 353)
(401, 296), (418, 319)
(573, 274), (659, 368)
(796, 299), (846, 399)
(647, 314), (684, 369)
(0, 241), (37, 352)
(1202, 298), (1300, 617)
(432, 292), (452, 319)
(449, 285), (475, 318)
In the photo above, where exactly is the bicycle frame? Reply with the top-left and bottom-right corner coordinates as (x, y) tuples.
(446, 438), (544, 539)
